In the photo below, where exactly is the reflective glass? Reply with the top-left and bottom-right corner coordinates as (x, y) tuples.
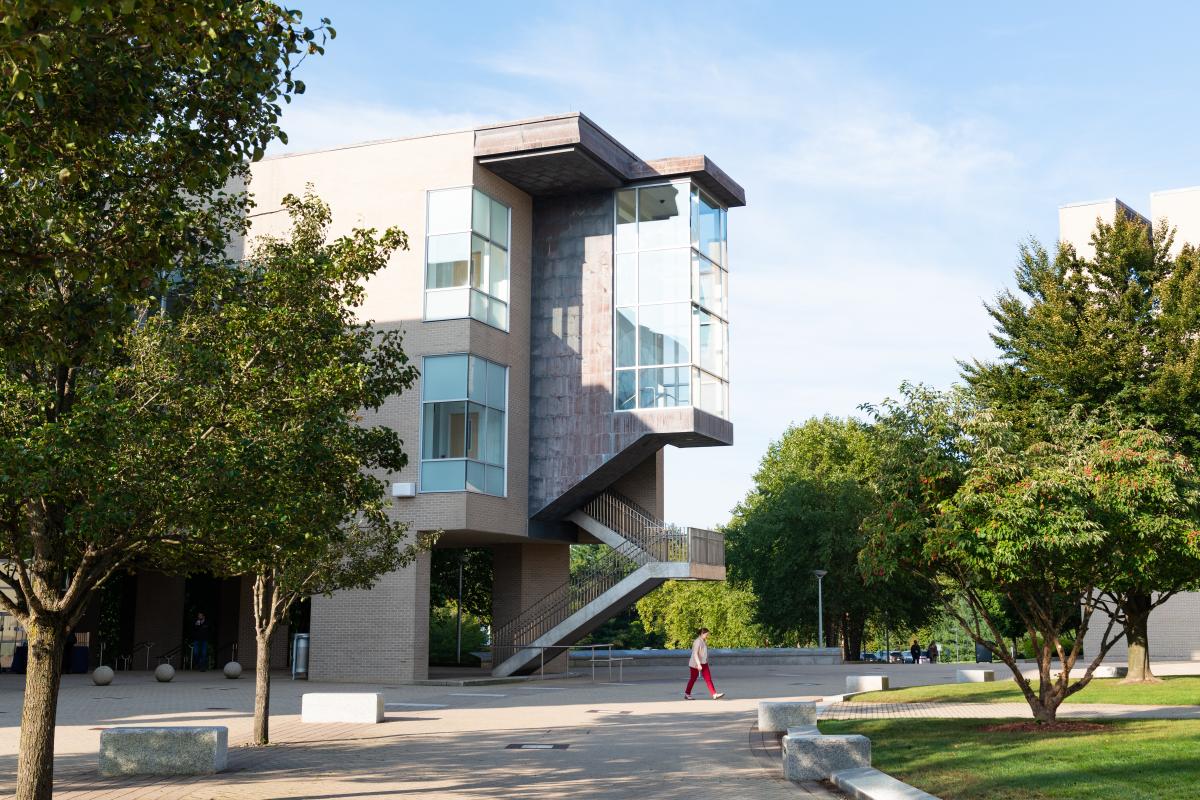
(616, 307), (637, 368)
(472, 190), (490, 238)
(695, 255), (727, 317)
(615, 253), (637, 306)
(490, 198), (509, 249)
(486, 361), (507, 410)
(638, 302), (691, 366)
(468, 356), (486, 403)
(483, 407), (505, 465)
(470, 289), (488, 325)
(425, 287), (469, 320)
(426, 233), (470, 289)
(466, 460), (486, 493)
(615, 369), (637, 411)
(639, 366), (690, 408)
(422, 460), (465, 492)
(470, 235), (486, 290)
(696, 190), (725, 265)
(695, 368), (727, 418)
(638, 248), (690, 304)
(695, 309), (728, 377)
(489, 243), (508, 301)
(616, 189), (637, 253)
(422, 401), (467, 459)
(487, 297), (508, 330)
(637, 184), (689, 250)
(465, 402), (483, 460)
(427, 188), (470, 235)
(485, 464), (505, 496)
(423, 355), (468, 401)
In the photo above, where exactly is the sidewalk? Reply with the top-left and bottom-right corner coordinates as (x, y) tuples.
(821, 701), (1200, 720)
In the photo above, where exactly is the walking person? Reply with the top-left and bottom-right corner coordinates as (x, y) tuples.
(684, 627), (724, 700)
(928, 640), (939, 664)
(910, 639), (920, 665)
(192, 611), (210, 671)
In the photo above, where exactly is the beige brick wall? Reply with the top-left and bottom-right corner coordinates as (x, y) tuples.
(610, 450), (665, 520)
(492, 542), (571, 671)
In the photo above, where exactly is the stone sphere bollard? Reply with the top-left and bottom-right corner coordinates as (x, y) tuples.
(92, 666), (114, 686)
(223, 661), (242, 679)
(154, 663), (175, 682)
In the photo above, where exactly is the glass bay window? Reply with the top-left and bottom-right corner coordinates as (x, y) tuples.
(425, 187), (510, 330)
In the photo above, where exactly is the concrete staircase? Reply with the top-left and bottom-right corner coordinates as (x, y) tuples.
(490, 491), (724, 677)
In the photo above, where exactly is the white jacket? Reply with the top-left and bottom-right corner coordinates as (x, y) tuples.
(689, 636), (708, 669)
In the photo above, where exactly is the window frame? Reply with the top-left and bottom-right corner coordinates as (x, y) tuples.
(418, 353), (509, 497)
(423, 187), (512, 333)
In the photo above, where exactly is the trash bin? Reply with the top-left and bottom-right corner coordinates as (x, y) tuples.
(975, 642), (994, 663)
(291, 633), (309, 680)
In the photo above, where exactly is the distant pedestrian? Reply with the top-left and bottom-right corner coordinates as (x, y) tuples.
(684, 628), (724, 700)
(910, 639), (920, 665)
(192, 611), (210, 671)
(928, 641), (939, 664)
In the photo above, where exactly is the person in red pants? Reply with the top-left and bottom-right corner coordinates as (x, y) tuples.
(684, 627), (724, 700)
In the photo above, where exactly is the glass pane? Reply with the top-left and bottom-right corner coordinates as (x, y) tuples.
(615, 369), (637, 411)
(425, 287), (469, 320)
(422, 400), (467, 458)
(466, 460), (486, 493)
(489, 243), (508, 301)
(616, 307), (637, 368)
(427, 188), (470, 235)
(470, 289), (488, 324)
(468, 356), (486, 403)
(637, 184), (689, 250)
(472, 190), (490, 238)
(488, 298), (508, 330)
(490, 198), (509, 249)
(465, 402), (483, 460)
(615, 253), (637, 306)
(422, 460), (465, 492)
(638, 302), (690, 366)
(483, 407), (505, 465)
(486, 361), (507, 410)
(696, 370), (727, 418)
(470, 235), (486, 290)
(426, 233), (470, 289)
(697, 190), (725, 265)
(423, 355), (467, 401)
(639, 366), (690, 408)
(485, 465), (505, 496)
(638, 248), (690, 304)
(616, 189), (637, 253)
(695, 309), (728, 377)
(695, 255), (727, 317)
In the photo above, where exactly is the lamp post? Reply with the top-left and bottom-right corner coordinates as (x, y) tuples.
(813, 570), (828, 649)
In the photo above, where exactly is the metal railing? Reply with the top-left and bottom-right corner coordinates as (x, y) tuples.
(491, 491), (725, 668)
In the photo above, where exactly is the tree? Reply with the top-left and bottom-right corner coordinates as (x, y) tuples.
(963, 214), (1200, 680)
(430, 548), (493, 621)
(0, 6), (329, 798)
(862, 386), (1200, 723)
(636, 581), (766, 649)
(725, 417), (936, 658)
(165, 191), (428, 744)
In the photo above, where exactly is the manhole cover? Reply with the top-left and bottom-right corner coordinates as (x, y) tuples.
(506, 743), (569, 750)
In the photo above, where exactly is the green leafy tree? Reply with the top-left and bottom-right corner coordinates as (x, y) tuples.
(726, 417), (936, 658)
(430, 548), (494, 622)
(165, 191), (428, 744)
(0, 5), (328, 797)
(636, 581), (767, 649)
(963, 214), (1200, 680)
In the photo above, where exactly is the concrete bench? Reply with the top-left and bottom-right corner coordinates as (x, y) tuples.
(846, 675), (889, 692)
(758, 700), (816, 733)
(99, 727), (227, 776)
(1094, 665), (1128, 679)
(782, 731), (871, 781)
(956, 669), (995, 683)
(301, 692), (385, 724)
(832, 766), (940, 799)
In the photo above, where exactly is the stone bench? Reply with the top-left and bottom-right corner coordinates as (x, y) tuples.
(99, 727), (227, 776)
(846, 674), (889, 692)
(301, 692), (385, 724)
(758, 700), (816, 734)
(956, 669), (995, 683)
(1094, 665), (1128, 679)
(831, 766), (940, 799)
(783, 730), (871, 781)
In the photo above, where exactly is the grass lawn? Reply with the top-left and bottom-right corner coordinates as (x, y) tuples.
(820, 718), (1200, 800)
(849, 675), (1200, 705)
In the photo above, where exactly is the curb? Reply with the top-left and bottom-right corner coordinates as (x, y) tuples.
(831, 766), (941, 799)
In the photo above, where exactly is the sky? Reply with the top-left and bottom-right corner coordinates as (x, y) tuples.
(269, 1), (1200, 529)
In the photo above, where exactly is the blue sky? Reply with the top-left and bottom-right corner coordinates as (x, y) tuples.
(272, 2), (1200, 528)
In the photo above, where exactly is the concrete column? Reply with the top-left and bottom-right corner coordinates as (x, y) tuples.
(492, 542), (571, 672)
(308, 550), (432, 683)
(132, 572), (184, 667)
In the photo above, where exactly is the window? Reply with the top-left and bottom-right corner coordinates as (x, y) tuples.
(420, 354), (507, 495)
(424, 188), (511, 330)
(613, 181), (730, 417)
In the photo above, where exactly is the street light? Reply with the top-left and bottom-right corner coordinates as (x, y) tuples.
(813, 570), (828, 649)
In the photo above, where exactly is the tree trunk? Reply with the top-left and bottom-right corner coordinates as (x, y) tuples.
(1122, 592), (1159, 683)
(253, 626), (273, 745)
(17, 619), (66, 800)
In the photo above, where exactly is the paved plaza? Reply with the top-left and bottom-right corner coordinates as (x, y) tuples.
(2, 661), (1196, 798)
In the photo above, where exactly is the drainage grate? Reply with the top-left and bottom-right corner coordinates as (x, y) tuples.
(506, 743), (569, 750)
(205, 707), (232, 711)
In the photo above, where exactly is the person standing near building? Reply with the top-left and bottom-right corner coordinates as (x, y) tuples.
(910, 639), (921, 665)
(928, 640), (939, 664)
(684, 627), (724, 700)
(192, 611), (210, 671)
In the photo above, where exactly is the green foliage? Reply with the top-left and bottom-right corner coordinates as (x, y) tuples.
(430, 549), (493, 622)
(636, 580), (767, 649)
(428, 602), (487, 666)
(578, 606), (665, 650)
